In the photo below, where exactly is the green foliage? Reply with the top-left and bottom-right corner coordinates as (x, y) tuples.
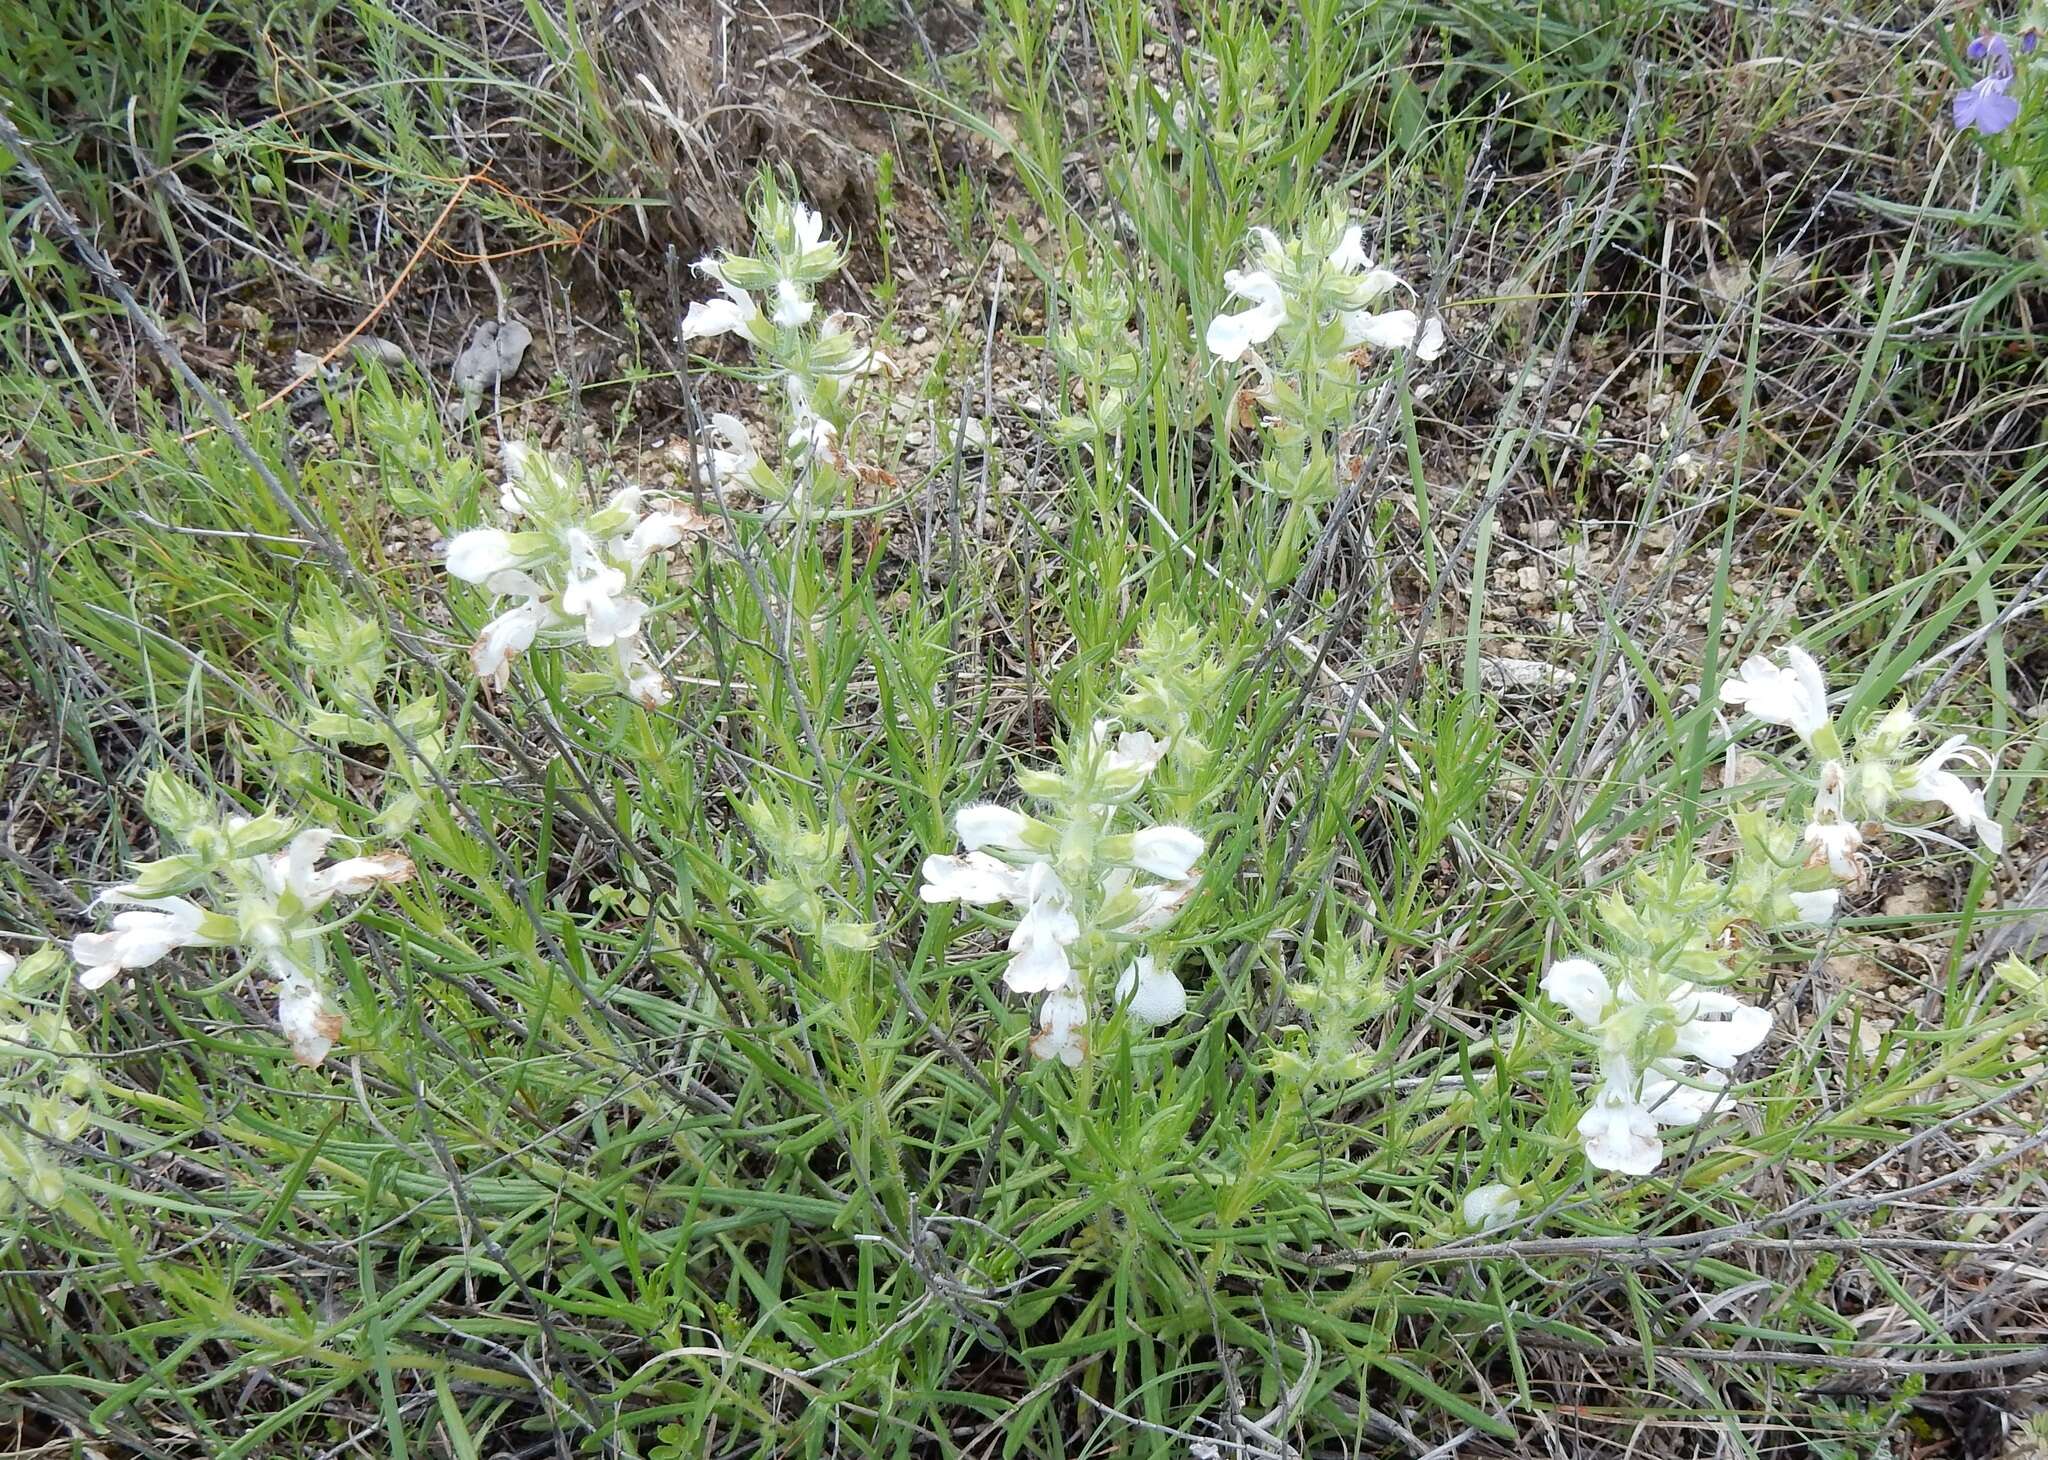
(1, 0), (2044, 1456)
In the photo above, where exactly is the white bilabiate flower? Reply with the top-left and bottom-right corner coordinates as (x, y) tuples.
(1578, 1065), (1729, 1175)
(471, 599), (550, 689)
(1006, 864), (1080, 995)
(1718, 645), (1829, 743)
(790, 202), (827, 254)
(1414, 316), (1448, 362)
(1667, 985), (1772, 1069)
(696, 413), (759, 487)
(71, 896), (219, 989)
(918, 851), (1027, 905)
(275, 970), (343, 1068)
(1121, 826), (1205, 881)
(1539, 958), (1611, 1025)
(1895, 735), (2003, 854)
(1803, 758), (1864, 880)
(259, 830), (412, 910)
(559, 530), (644, 648)
(443, 529), (524, 584)
(617, 500), (711, 568)
(1342, 307), (1446, 359)
(498, 445), (539, 517)
(1102, 727), (1168, 777)
(1804, 821), (1864, 880)
(1327, 225), (1369, 274)
(681, 273), (759, 342)
(1789, 888), (1840, 925)
(955, 804), (1042, 854)
(1102, 870), (1197, 935)
(1113, 953), (1187, 1026)
(1030, 985), (1088, 1067)
(614, 640), (671, 709)
(788, 412), (839, 465)
(1462, 1182), (1521, 1231)
(1326, 226), (1405, 300)
(1205, 269), (1288, 362)
(772, 279), (814, 328)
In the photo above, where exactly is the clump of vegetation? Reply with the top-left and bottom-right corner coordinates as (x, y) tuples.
(2, 2), (2045, 1458)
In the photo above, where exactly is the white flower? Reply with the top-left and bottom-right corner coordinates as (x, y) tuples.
(956, 804), (1041, 854)
(1005, 864), (1080, 995)
(1414, 316), (1447, 362)
(1803, 819), (1864, 880)
(1577, 1066), (1726, 1175)
(617, 501), (711, 568)
(0, 950), (16, 986)
(1789, 889), (1840, 925)
(1639, 1066), (1728, 1127)
(1895, 735), (2003, 854)
(482, 567), (546, 599)
(1667, 987), (1771, 1070)
(1718, 646), (1829, 743)
(1462, 1182), (1521, 1230)
(790, 202), (826, 254)
(1113, 953), (1187, 1027)
(276, 971), (343, 1068)
(1340, 307), (1447, 360)
(444, 528), (524, 583)
(559, 530), (644, 648)
(1540, 958), (1610, 1025)
(772, 279), (814, 328)
(1328, 225), (1368, 274)
(919, 851), (1027, 905)
(260, 830), (413, 911)
(499, 449), (537, 517)
(1205, 269), (1288, 362)
(1030, 986), (1087, 1067)
(1102, 727), (1167, 777)
(681, 280), (758, 342)
(788, 412), (839, 464)
(696, 413), (759, 487)
(471, 599), (550, 689)
(615, 640), (671, 709)
(1100, 867), (1197, 936)
(1576, 1079), (1663, 1175)
(72, 896), (218, 989)
(1121, 826), (1204, 881)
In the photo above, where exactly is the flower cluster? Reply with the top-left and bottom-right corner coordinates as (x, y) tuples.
(920, 724), (1204, 1066)
(1543, 951), (1770, 1177)
(70, 773), (411, 1068)
(1205, 216), (1445, 375)
(1719, 644), (2004, 883)
(1955, 28), (2037, 136)
(441, 442), (708, 706)
(679, 189), (888, 520)
(1203, 210), (1449, 586)
(0, 949), (101, 1210)
(1541, 643), (2008, 1176)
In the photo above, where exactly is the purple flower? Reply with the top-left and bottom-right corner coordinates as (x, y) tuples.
(1956, 74), (2022, 134)
(1956, 32), (2021, 135)
(1967, 32), (2011, 65)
